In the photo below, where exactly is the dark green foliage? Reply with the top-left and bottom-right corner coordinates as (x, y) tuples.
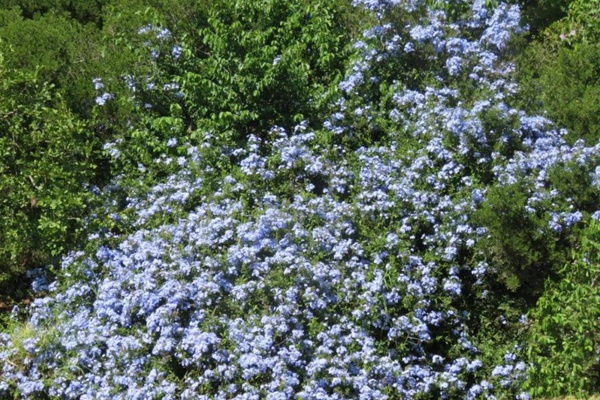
(514, 0), (570, 37)
(0, 0), (203, 122)
(517, 39), (600, 145)
(0, 5), (137, 124)
(515, 0), (600, 146)
(0, 0), (108, 25)
(473, 157), (598, 301)
(0, 8), (102, 118)
(474, 181), (564, 297)
(0, 9), (79, 83)
(547, 160), (600, 213)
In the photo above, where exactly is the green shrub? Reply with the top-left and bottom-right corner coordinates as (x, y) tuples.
(171, 0), (356, 138)
(517, 40), (600, 145)
(0, 7), (112, 120)
(0, 57), (98, 304)
(514, 0), (570, 37)
(473, 181), (563, 297)
(0, 0), (108, 25)
(525, 219), (600, 397)
(515, 0), (600, 146)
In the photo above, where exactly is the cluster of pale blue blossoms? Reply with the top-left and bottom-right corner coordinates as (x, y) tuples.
(138, 24), (182, 61)
(2, 0), (600, 398)
(94, 24), (183, 110)
(93, 78), (115, 106)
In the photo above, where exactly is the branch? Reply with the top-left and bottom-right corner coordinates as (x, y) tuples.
(28, 175), (42, 191)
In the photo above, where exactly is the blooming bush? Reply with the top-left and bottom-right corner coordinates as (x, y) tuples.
(2, 0), (600, 398)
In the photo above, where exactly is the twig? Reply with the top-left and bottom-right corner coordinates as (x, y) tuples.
(28, 175), (42, 191)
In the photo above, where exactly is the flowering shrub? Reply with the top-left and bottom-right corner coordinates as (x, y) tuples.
(2, 0), (600, 398)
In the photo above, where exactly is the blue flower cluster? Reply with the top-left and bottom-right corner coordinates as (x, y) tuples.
(2, 1), (599, 398)
(93, 77), (115, 106)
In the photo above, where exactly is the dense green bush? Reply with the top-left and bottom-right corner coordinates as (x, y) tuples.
(525, 220), (600, 397)
(175, 0), (357, 137)
(517, 40), (600, 145)
(474, 181), (561, 295)
(0, 59), (98, 302)
(514, 0), (570, 37)
(0, 0), (108, 25)
(0, 5), (121, 119)
(516, 0), (600, 145)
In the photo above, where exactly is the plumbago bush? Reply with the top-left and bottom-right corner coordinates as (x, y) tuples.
(2, 0), (600, 398)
